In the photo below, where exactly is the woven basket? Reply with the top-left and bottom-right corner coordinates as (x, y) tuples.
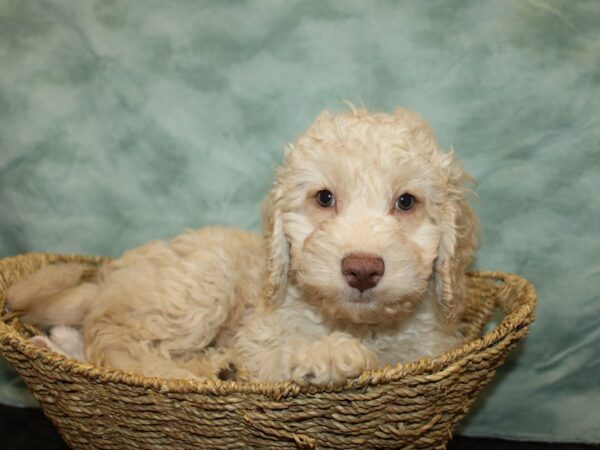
(0, 253), (536, 450)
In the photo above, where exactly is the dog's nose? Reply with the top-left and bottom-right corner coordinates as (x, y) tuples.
(341, 254), (385, 293)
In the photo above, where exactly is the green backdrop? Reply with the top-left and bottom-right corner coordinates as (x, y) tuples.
(1, 0), (598, 443)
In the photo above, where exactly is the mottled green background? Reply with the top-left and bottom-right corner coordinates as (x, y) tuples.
(1, 0), (599, 443)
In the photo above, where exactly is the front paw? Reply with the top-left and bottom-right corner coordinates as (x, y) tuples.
(328, 333), (378, 382)
(290, 335), (378, 386)
(290, 340), (332, 386)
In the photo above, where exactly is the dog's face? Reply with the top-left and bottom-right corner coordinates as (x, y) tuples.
(263, 108), (478, 325)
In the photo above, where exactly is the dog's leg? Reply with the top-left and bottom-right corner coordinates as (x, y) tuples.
(92, 344), (199, 379)
(79, 268), (239, 379)
(290, 332), (378, 385)
(6, 264), (98, 327)
(236, 312), (379, 385)
(80, 228), (265, 379)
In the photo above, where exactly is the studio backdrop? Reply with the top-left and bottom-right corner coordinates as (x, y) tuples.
(0, 0), (598, 444)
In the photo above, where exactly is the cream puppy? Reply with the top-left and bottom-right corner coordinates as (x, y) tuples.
(7, 107), (479, 385)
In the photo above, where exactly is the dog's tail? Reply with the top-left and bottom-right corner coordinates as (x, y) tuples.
(6, 263), (100, 328)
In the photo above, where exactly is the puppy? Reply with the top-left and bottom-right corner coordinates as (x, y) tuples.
(7, 107), (478, 385)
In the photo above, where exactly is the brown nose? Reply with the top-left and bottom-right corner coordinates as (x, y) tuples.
(341, 254), (385, 293)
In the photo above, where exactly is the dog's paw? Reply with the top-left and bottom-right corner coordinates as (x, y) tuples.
(30, 335), (71, 357)
(328, 333), (378, 382)
(49, 326), (85, 361)
(290, 340), (332, 386)
(290, 335), (378, 386)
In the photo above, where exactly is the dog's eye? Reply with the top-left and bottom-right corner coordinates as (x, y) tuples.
(395, 193), (415, 211)
(316, 190), (335, 208)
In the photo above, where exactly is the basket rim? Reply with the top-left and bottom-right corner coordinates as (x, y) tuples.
(0, 252), (536, 399)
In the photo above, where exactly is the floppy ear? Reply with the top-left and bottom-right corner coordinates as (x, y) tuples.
(393, 107), (479, 321)
(434, 165), (480, 323)
(261, 183), (290, 307)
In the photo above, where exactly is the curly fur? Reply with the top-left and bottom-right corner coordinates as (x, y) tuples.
(7, 107), (479, 385)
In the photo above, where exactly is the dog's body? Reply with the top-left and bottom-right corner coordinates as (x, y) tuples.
(7, 108), (478, 385)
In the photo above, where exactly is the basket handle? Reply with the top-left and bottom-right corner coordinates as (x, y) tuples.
(481, 271), (536, 325)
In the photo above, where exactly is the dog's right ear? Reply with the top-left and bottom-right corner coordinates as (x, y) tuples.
(261, 183), (289, 307)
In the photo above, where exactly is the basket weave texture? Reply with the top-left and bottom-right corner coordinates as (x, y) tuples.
(0, 253), (536, 450)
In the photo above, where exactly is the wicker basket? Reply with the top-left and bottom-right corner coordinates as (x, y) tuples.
(0, 253), (536, 450)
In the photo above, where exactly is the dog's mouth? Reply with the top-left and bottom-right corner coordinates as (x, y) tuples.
(342, 285), (424, 312)
(344, 287), (379, 304)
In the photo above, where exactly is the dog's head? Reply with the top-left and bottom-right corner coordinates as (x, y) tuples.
(262, 108), (478, 325)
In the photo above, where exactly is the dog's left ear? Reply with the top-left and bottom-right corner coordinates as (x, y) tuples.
(434, 161), (480, 323)
(393, 107), (479, 322)
(261, 182), (290, 307)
